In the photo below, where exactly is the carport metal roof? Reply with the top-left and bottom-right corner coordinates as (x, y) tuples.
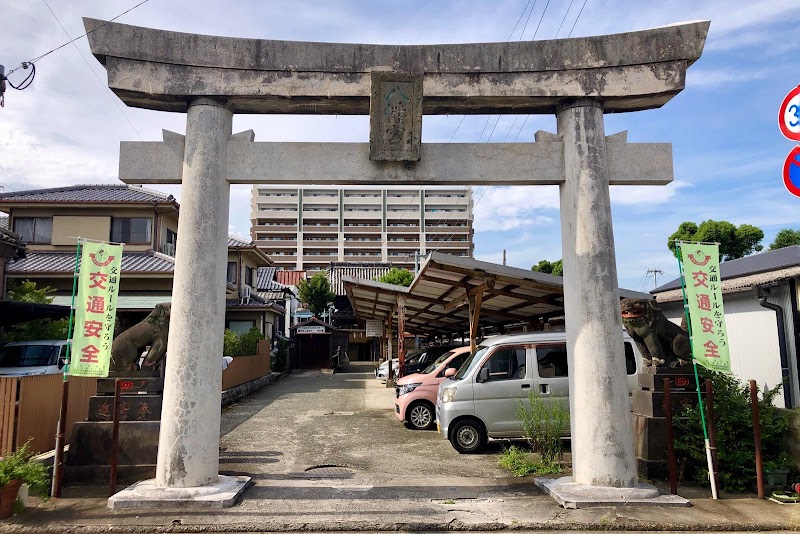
(343, 252), (651, 336)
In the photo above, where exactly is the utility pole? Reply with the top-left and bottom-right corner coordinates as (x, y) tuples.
(412, 250), (429, 275)
(646, 268), (664, 290)
(503, 249), (506, 266)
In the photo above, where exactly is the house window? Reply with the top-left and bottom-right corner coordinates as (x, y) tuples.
(226, 320), (255, 334)
(14, 217), (52, 244)
(244, 266), (254, 287)
(227, 262), (237, 284)
(111, 217), (152, 244)
(166, 229), (177, 245)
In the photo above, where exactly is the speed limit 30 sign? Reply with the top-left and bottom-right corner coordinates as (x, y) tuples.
(780, 85), (800, 197)
(779, 85), (800, 141)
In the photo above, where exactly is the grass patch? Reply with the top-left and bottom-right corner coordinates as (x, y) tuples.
(498, 445), (563, 477)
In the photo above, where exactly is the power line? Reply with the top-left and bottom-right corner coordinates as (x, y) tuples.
(568, 0), (590, 37)
(531, 0), (552, 40)
(511, 0), (590, 143)
(507, 0), (534, 40)
(5, 0), (151, 77)
(554, 0), (576, 38)
(39, 0), (144, 140)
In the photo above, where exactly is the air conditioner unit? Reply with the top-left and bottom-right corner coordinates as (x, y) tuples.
(239, 286), (251, 300)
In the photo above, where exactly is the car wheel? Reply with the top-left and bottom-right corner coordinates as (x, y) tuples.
(449, 419), (486, 454)
(406, 401), (434, 431)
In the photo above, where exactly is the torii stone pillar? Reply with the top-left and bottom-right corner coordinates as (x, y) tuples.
(558, 100), (635, 487)
(156, 98), (232, 488)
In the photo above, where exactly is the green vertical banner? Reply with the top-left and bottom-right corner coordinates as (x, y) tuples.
(679, 243), (731, 373)
(69, 241), (123, 378)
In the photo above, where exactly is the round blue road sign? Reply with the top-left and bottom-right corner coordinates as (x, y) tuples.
(783, 146), (800, 198)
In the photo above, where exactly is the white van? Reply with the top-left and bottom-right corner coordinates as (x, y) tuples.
(0, 340), (69, 376)
(435, 331), (642, 453)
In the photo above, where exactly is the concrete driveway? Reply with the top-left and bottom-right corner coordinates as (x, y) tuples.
(219, 361), (514, 482)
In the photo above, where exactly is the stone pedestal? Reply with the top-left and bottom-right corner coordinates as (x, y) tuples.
(64, 371), (162, 486)
(633, 366), (697, 480)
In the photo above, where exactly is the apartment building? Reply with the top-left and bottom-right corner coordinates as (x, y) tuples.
(251, 186), (474, 271)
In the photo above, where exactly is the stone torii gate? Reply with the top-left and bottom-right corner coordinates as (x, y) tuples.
(84, 17), (708, 506)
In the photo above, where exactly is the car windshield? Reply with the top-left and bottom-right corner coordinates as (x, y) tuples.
(453, 346), (490, 380)
(406, 352), (424, 365)
(421, 350), (456, 375)
(0, 345), (57, 367)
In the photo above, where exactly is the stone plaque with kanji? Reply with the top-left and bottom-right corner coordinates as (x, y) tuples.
(369, 72), (422, 161)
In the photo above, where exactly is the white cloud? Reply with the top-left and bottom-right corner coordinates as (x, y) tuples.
(610, 181), (692, 206)
(473, 186), (559, 232)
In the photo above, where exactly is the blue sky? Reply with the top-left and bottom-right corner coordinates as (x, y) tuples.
(1, 0), (799, 291)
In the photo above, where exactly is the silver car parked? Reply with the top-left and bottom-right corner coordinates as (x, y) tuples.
(435, 331), (642, 453)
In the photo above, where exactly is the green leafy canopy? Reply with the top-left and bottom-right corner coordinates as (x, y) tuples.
(376, 267), (414, 287)
(531, 259), (563, 276)
(769, 228), (800, 251)
(297, 272), (336, 316)
(667, 220), (764, 261)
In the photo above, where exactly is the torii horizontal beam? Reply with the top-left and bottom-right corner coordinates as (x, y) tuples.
(84, 18), (708, 115)
(120, 130), (672, 186)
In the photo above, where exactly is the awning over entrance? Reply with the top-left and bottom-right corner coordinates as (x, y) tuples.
(343, 252), (651, 337)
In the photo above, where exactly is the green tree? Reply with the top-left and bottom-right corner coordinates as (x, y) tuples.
(376, 267), (414, 287)
(769, 228), (800, 250)
(667, 220), (764, 261)
(297, 272), (336, 316)
(1, 279), (69, 343)
(531, 259), (563, 276)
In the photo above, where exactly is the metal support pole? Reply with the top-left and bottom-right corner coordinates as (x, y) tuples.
(705, 378), (720, 497)
(51, 381), (70, 498)
(109, 379), (122, 496)
(397, 296), (406, 378)
(663, 378), (678, 495)
(750, 379), (765, 498)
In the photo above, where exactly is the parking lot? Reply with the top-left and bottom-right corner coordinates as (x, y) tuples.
(219, 360), (517, 482)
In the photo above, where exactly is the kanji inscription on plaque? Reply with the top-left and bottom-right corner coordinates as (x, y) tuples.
(369, 72), (422, 161)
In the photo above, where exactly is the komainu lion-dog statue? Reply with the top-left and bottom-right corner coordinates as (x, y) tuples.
(110, 303), (170, 372)
(620, 298), (691, 368)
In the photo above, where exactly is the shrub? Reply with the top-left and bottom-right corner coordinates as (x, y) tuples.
(674, 369), (791, 492)
(238, 327), (265, 356)
(516, 391), (569, 465)
(223, 329), (241, 358)
(498, 445), (563, 477)
(0, 441), (49, 498)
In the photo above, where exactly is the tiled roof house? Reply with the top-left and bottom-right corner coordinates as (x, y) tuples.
(0, 184), (284, 337)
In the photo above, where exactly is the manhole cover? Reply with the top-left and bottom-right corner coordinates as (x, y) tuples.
(303, 465), (354, 478)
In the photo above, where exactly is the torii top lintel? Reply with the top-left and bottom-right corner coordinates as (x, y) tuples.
(83, 18), (708, 115)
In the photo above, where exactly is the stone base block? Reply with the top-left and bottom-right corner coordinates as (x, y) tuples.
(535, 476), (689, 509)
(108, 475), (252, 509)
(65, 421), (159, 466)
(633, 389), (698, 417)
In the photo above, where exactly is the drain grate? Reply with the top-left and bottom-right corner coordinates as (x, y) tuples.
(302, 465), (354, 478)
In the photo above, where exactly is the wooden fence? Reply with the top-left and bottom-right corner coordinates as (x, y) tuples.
(0, 375), (97, 455)
(222, 339), (271, 390)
